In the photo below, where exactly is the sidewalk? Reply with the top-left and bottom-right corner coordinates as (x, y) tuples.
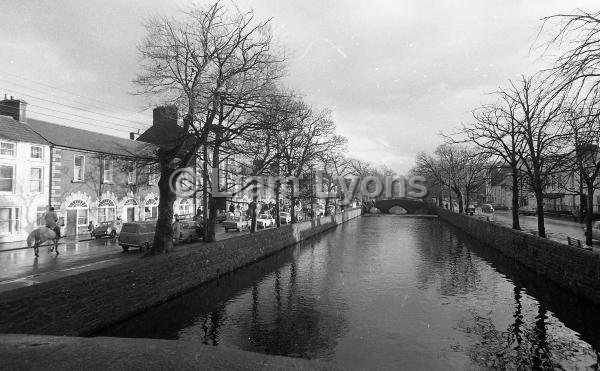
(0, 234), (91, 253)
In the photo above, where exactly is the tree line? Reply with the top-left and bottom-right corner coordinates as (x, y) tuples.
(133, 1), (401, 253)
(410, 10), (600, 245)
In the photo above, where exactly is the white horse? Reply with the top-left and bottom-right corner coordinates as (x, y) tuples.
(26, 227), (59, 257)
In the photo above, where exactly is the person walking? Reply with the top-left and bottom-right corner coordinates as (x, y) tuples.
(44, 206), (61, 254)
(172, 214), (182, 244)
(88, 221), (95, 237)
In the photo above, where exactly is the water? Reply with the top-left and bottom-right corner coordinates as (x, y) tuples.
(98, 216), (600, 369)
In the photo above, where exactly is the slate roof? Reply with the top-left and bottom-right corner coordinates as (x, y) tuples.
(0, 115), (49, 145)
(137, 123), (186, 148)
(27, 118), (156, 159)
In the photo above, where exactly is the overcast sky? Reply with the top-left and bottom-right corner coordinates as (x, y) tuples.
(1, 0), (598, 174)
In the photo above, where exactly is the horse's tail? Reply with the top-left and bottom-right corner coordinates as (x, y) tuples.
(27, 229), (38, 248)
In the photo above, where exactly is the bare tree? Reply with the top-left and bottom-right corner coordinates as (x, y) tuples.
(135, 2), (283, 251)
(564, 92), (600, 245)
(499, 75), (570, 238)
(453, 98), (525, 229)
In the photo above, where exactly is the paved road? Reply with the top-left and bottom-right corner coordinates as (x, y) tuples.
(0, 225), (256, 293)
(492, 210), (600, 248)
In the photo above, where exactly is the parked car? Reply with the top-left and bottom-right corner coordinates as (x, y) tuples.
(118, 221), (155, 252)
(257, 214), (275, 229)
(466, 205), (475, 216)
(174, 220), (201, 243)
(216, 212), (227, 223)
(91, 219), (123, 239)
(223, 215), (249, 232)
(584, 221), (600, 241)
(474, 204), (495, 222)
(279, 212), (292, 224)
(518, 206), (536, 216)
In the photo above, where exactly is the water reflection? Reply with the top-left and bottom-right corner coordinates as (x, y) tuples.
(97, 217), (600, 369)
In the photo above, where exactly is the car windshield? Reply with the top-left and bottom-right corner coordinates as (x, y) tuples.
(280, 212), (289, 217)
(101, 221), (112, 226)
(258, 214), (269, 219)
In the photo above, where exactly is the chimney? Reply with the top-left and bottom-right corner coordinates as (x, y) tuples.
(129, 132), (136, 140)
(153, 105), (178, 127)
(0, 97), (27, 122)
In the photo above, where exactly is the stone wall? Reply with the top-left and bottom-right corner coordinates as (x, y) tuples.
(437, 208), (600, 305)
(0, 208), (361, 336)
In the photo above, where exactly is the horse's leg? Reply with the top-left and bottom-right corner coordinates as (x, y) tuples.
(54, 238), (59, 255)
(34, 242), (39, 257)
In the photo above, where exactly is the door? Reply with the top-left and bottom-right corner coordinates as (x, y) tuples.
(127, 207), (135, 222)
(66, 210), (77, 236)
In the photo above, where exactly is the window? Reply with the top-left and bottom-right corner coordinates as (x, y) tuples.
(0, 141), (15, 156)
(74, 155), (85, 181)
(0, 165), (14, 192)
(36, 206), (46, 227)
(30, 167), (42, 193)
(179, 198), (192, 217)
(127, 162), (136, 184)
(30, 146), (43, 159)
(145, 197), (158, 220)
(0, 207), (20, 234)
(98, 199), (116, 223)
(103, 159), (113, 183)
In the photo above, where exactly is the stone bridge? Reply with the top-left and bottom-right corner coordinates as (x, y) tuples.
(373, 198), (435, 215)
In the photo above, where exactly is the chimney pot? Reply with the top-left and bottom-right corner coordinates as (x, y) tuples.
(130, 132), (135, 140)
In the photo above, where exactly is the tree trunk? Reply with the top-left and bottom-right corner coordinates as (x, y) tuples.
(205, 139), (221, 242)
(534, 188), (546, 238)
(202, 144), (208, 241)
(275, 180), (281, 227)
(289, 181), (296, 223)
(511, 169), (521, 230)
(151, 164), (176, 254)
(585, 184), (594, 246)
(457, 191), (464, 214)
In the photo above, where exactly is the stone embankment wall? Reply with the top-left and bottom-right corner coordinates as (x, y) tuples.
(0, 208), (361, 336)
(437, 208), (600, 305)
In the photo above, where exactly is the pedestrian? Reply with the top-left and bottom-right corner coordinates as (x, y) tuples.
(88, 221), (95, 237)
(229, 203), (235, 213)
(172, 214), (182, 243)
(44, 206), (61, 254)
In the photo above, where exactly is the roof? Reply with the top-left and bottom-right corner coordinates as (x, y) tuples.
(0, 115), (49, 145)
(137, 123), (186, 148)
(27, 118), (156, 159)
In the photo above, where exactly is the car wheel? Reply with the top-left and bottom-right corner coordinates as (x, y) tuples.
(143, 242), (150, 251)
(121, 245), (129, 252)
(94, 236), (99, 239)
(236, 228), (240, 232)
(110, 230), (117, 238)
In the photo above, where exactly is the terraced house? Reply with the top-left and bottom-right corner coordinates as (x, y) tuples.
(0, 97), (160, 240)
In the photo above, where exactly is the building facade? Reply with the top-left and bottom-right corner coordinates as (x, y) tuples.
(1, 97), (162, 239)
(0, 109), (51, 242)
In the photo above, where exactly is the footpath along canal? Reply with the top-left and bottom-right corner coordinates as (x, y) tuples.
(98, 216), (600, 369)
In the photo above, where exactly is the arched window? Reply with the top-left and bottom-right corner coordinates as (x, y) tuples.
(124, 199), (138, 206)
(179, 198), (191, 217)
(98, 199), (116, 223)
(123, 198), (138, 222)
(145, 197), (158, 220)
(67, 200), (89, 233)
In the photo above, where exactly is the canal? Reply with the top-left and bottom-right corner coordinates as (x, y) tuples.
(98, 216), (600, 369)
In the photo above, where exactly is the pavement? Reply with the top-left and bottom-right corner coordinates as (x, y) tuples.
(0, 334), (338, 370)
(0, 225), (259, 294)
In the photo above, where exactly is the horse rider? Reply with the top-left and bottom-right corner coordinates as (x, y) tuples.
(44, 206), (61, 253)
